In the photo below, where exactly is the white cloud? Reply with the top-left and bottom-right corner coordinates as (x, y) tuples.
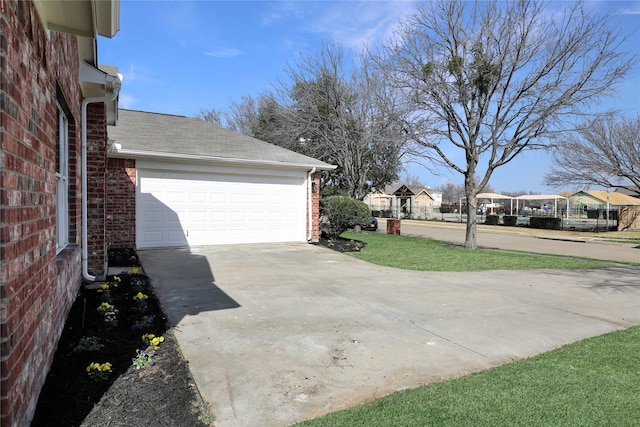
(261, 1), (304, 26)
(159, 0), (201, 31)
(620, 7), (640, 15)
(119, 64), (162, 86)
(259, 1), (418, 51)
(117, 94), (137, 110)
(204, 48), (243, 58)
(122, 64), (140, 82)
(307, 1), (418, 50)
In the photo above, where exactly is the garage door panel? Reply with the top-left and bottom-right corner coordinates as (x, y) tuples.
(167, 192), (186, 203)
(249, 212), (264, 221)
(211, 211), (227, 221)
(188, 192), (207, 203)
(143, 210), (162, 223)
(137, 169), (306, 248)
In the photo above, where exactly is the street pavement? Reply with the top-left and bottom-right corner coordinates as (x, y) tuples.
(138, 229), (640, 427)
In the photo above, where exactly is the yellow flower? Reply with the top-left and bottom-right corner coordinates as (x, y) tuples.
(131, 268), (140, 274)
(113, 275), (121, 282)
(133, 292), (148, 301)
(97, 302), (114, 312)
(151, 336), (165, 346)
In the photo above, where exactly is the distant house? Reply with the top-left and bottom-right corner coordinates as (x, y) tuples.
(616, 186), (640, 198)
(565, 190), (640, 210)
(565, 190), (640, 230)
(106, 109), (334, 249)
(363, 184), (442, 219)
(1, 1), (120, 424)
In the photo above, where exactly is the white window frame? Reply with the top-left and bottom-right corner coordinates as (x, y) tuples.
(56, 106), (69, 252)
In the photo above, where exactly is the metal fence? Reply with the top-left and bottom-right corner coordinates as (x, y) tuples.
(373, 207), (619, 231)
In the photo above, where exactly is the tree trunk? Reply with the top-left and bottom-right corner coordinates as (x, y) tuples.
(464, 176), (478, 250)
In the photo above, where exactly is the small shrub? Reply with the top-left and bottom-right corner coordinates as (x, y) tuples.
(485, 214), (499, 225)
(530, 217), (561, 230)
(321, 186), (348, 198)
(503, 215), (518, 226)
(321, 196), (371, 239)
(73, 336), (104, 353)
(440, 206), (455, 214)
(132, 349), (156, 370)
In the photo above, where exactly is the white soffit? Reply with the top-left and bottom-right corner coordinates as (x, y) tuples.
(33, 0), (120, 39)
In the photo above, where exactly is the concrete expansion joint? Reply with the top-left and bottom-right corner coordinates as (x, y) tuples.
(547, 305), (632, 328)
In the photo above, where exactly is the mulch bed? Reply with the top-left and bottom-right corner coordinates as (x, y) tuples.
(31, 249), (212, 426)
(316, 233), (367, 252)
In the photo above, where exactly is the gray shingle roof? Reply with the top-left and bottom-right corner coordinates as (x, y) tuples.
(107, 109), (334, 170)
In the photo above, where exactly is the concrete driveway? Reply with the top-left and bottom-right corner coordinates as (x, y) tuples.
(138, 242), (640, 427)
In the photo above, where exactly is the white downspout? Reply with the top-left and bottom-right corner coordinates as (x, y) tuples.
(81, 78), (121, 281)
(307, 167), (317, 241)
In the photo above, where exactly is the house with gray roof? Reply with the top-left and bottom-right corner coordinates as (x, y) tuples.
(364, 184), (442, 219)
(106, 109), (334, 248)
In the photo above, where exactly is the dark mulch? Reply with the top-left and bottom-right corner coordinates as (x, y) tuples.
(107, 247), (141, 267)
(31, 251), (212, 426)
(316, 232), (367, 252)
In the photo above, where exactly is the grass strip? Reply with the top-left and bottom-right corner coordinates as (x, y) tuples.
(296, 326), (640, 427)
(601, 238), (640, 245)
(341, 231), (613, 271)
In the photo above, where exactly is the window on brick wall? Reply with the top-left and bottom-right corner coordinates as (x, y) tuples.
(56, 105), (69, 252)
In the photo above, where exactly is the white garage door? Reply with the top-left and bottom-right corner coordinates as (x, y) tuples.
(137, 169), (307, 248)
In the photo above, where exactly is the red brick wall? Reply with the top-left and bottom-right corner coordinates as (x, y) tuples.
(1, 2), (87, 425)
(106, 158), (137, 247)
(86, 103), (108, 276)
(307, 171), (322, 241)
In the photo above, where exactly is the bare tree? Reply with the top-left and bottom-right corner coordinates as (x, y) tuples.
(376, 0), (634, 249)
(197, 95), (268, 135)
(437, 179), (465, 205)
(270, 42), (409, 200)
(544, 114), (640, 193)
(401, 173), (426, 189)
(437, 178), (494, 205)
(195, 108), (224, 126)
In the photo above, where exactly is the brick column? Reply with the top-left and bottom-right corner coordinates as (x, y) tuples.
(86, 103), (107, 277)
(310, 171), (322, 241)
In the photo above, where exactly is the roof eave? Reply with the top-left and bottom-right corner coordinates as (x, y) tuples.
(80, 62), (122, 125)
(33, 0), (120, 39)
(107, 147), (336, 171)
(95, 0), (120, 38)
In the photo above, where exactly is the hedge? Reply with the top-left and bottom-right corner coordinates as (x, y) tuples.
(503, 215), (518, 226)
(485, 214), (499, 225)
(529, 217), (561, 230)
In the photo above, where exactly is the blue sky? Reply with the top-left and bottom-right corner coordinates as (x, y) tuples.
(99, 1), (640, 194)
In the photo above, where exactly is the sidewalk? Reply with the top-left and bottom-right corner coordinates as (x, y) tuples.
(382, 219), (640, 264)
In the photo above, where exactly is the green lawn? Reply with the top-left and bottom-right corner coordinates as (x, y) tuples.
(602, 237), (640, 245)
(340, 231), (618, 271)
(295, 326), (640, 426)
